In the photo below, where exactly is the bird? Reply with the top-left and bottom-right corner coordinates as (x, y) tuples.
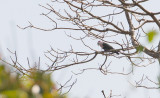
(97, 41), (119, 54)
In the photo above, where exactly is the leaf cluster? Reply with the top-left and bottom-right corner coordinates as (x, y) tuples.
(0, 64), (66, 98)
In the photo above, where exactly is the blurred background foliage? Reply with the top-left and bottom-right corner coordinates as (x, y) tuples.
(147, 30), (158, 43)
(136, 30), (159, 53)
(0, 64), (67, 98)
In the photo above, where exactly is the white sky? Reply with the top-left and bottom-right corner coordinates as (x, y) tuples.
(0, 0), (160, 98)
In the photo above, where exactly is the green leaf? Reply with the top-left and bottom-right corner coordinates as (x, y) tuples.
(136, 45), (144, 53)
(1, 90), (28, 98)
(147, 30), (158, 42)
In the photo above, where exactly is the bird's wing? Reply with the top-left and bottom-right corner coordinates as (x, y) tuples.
(102, 43), (119, 54)
(103, 43), (114, 50)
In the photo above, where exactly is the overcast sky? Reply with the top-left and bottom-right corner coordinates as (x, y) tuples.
(0, 0), (160, 98)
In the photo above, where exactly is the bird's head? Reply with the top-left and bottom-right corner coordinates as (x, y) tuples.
(97, 41), (101, 46)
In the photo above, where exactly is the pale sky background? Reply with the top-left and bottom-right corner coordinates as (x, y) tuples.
(0, 0), (160, 98)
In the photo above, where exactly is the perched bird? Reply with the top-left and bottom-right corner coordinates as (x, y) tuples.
(97, 41), (119, 54)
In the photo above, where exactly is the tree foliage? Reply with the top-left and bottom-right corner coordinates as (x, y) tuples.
(0, 64), (67, 98)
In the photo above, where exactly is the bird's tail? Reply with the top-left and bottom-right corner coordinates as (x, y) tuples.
(115, 51), (119, 55)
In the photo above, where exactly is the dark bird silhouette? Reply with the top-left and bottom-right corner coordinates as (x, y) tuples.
(97, 41), (119, 54)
